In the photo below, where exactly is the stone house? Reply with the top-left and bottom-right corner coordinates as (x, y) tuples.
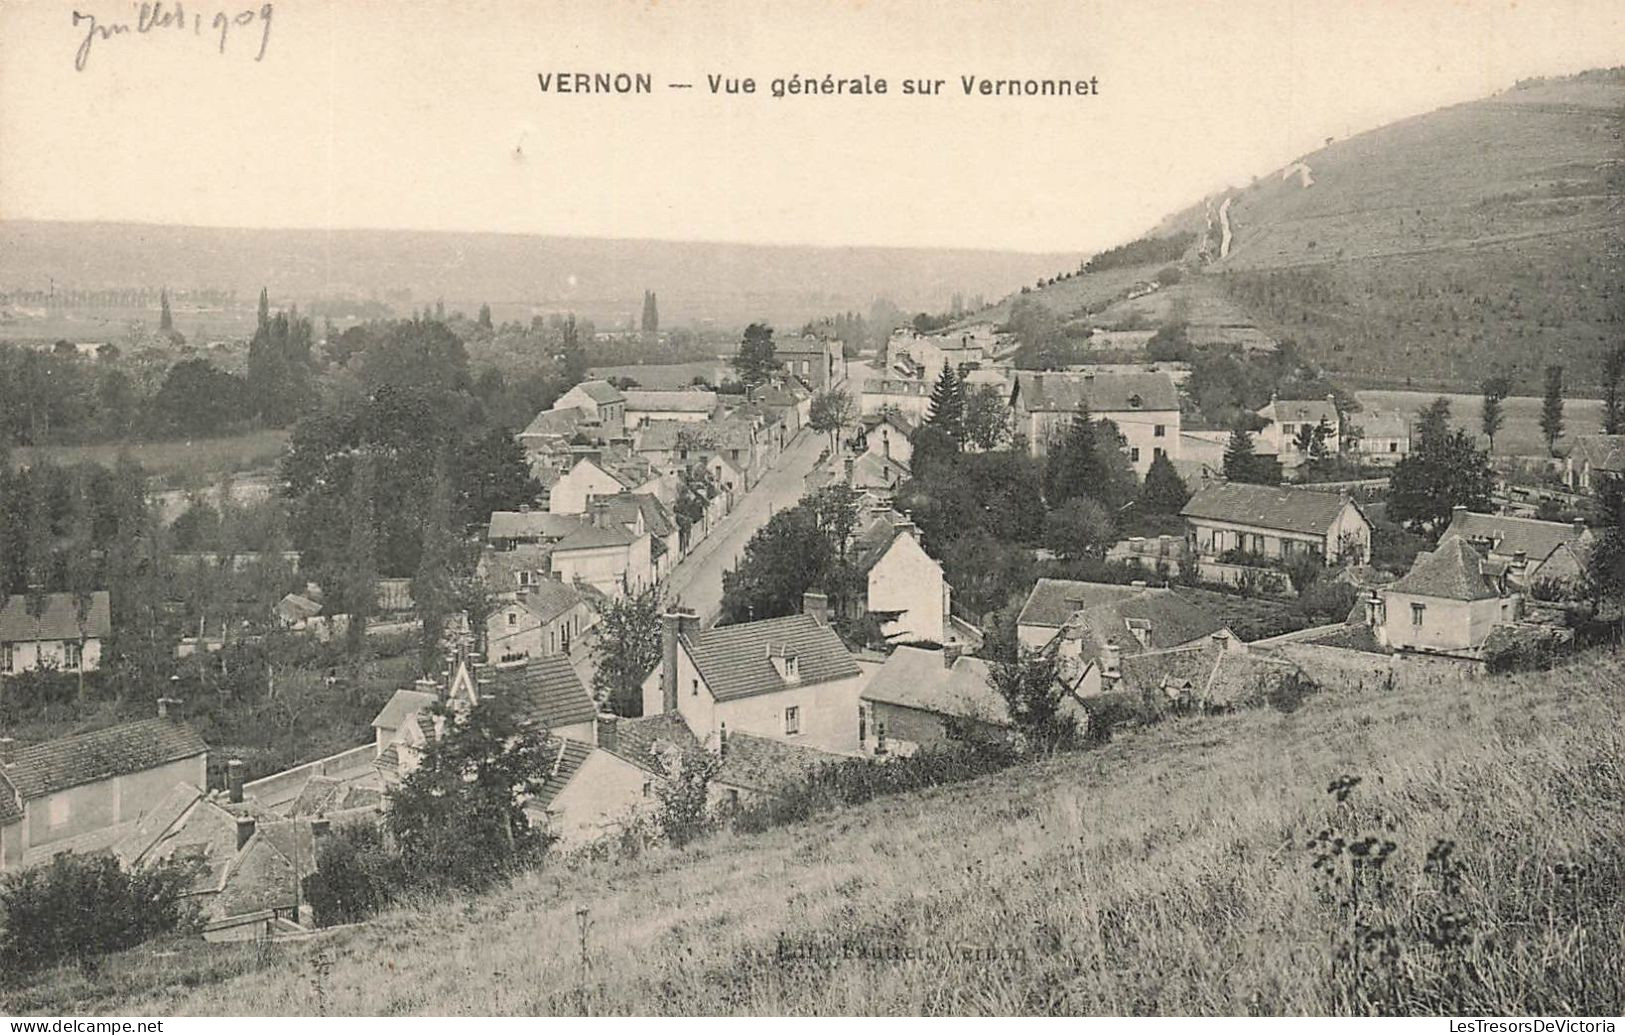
(1, 591), (112, 677)
(1256, 394), (1340, 465)
(486, 579), (598, 664)
(1371, 536), (1521, 654)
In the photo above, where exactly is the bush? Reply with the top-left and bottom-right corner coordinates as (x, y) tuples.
(0, 854), (197, 978)
(302, 821), (401, 927)
(654, 748), (721, 848)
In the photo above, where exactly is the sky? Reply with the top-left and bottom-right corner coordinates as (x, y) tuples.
(1, 0), (1621, 254)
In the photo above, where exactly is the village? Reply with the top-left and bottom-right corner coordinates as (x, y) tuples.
(3, 301), (1622, 950)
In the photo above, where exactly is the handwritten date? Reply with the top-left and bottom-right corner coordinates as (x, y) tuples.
(74, 2), (273, 72)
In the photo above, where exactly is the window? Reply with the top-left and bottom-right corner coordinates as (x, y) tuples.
(1388, 442), (1398, 453)
(507, 612), (517, 626)
(1153, 447), (1166, 459)
(1154, 424), (1166, 438)
(691, 678), (699, 697)
(1, 644), (12, 673)
(1129, 447), (1141, 462)
(642, 780), (653, 797)
(64, 641), (82, 669)
(784, 706), (801, 735)
(1411, 603), (1426, 627)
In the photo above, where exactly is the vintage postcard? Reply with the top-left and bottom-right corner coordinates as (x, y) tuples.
(0, 0), (1622, 1021)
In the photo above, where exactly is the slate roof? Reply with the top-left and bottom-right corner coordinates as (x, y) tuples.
(610, 713), (701, 774)
(520, 406), (594, 439)
(1573, 434), (1625, 473)
(1116, 641), (1306, 708)
(371, 689), (439, 731)
(1262, 397), (1339, 425)
(684, 613), (861, 703)
(850, 452), (911, 490)
(1018, 578), (1156, 629)
(1011, 371), (1180, 414)
(568, 380), (625, 405)
(480, 655), (599, 731)
(594, 492), (676, 538)
(849, 516), (925, 576)
(531, 738), (595, 809)
(275, 593), (322, 622)
(1355, 411), (1411, 440)
(287, 775), (382, 818)
(0, 591), (112, 644)
(860, 646), (1010, 727)
(1, 718), (208, 802)
(1442, 510), (1587, 563)
(487, 510), (586, 542)
(1181, 483), (1358, 536)
(0, 771), (22, 826)
(623, 389), (719, 413)
(1387, 537), (1504, 602)
(514, 579), (592, 624)
(552, 523), (636, 552)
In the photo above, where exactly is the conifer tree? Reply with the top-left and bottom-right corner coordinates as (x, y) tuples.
(158, 289), (174, 332)
(1541, 364), (1565, 456)
(1223, 424), (1276, 485)
(1140, 451), (1191, 513)
(257, 287), (269, 332)
(926, 363), (966, 443)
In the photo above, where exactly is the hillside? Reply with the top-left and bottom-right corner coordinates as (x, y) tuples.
(0, 221), (1076, 333)
(10, 647), (1621, 1016)
(999, 70), (1625, 394)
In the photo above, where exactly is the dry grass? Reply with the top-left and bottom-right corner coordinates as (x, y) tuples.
(7, 648), (1622, 1016)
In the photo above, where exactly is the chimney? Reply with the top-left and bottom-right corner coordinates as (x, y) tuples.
(595, 712), (618, 753)
(1101, 639), (1122, 682)
(311, 817), (331, 839)
(156, 696), (181, 719)
(843, 457), (855, 486)
(518, 503), (531, 513)
(227, 758), (245, 803)
(235, 816), (257, 851)
(1573, 518), (1587, 536)
(661, 609), (697, 713)
(942, 642), (964, 669)
(1452, 504), (1468, 516)
(1211, 629), (1233, 650)
(801, 590), (830, 626)
(1512, 549), (1527, 569)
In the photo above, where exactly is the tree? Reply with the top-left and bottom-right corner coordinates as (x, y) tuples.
(1480, 375), (1511, 454)
(641, 291), (660, 334)
(343, 453), (378, 656)
(559, 314), (588, 386)
(591, 588), (663, 717)
(1044, 405), (1098, 506)
(453, 428), (540, 531)
(149, 359), (247, 438)
(476, 303), (493, 330)
(807, 387), (856, 456)
(1388, 429), (1494, 535)
(731, 322), (778, 387)
(1602, 341), (1625, 435)
(247, 309), (316, 427)
(1140, 451), (1191, 514)
(412, 455), (458, 670)
(256, 287), (270, 331)
(1416, 396), (1453, 450)
(990, 650), (1077, 754)
(653, 747), (719, 848)
(1222, 423), (1277, 485)
(925, 364), (966, 443)
(158, 289), (174, 332)
(1584, 473), (1624, 614)
(718, 489), (858, 625)
(1541, 365), (1565, 456)
(963, 384), (1010, 450)
(385, 699), (554, 891)
(672, 463), (717, 550)
(1044, 497), (1114, 560)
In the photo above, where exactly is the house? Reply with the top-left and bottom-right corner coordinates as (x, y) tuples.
(1016, 579), (1234, 694)
(1352, 411), (1412, 465)
(640, 608), (866, 754)
(848, 451), (911, 497)
(774, 334), (846, 390)
(1108, 636), (1306, 715)
(858, 645), (1010, 756)
(477, 543), (559, 597)
(1566, 435), (1625, 493)
(1181, 483), (1372, 566)
(1009, 371), (1182, 475)
(549, 521), (655, 599)
(273, 592), (323, 629)
(845, 516), (950, 644)
(859, 379), (933, 422)
(524, 727), (663, 849)
(487, 508), (587, 550)
(1439, 507), (1593, 592)
(486, 579), (598, 663)
(111, 772), (324, 942)
(1256, 394), (1340, 465)
(1, 591), (112, 677)
(860, 411), (915, 468)
(516, 406), (604, 456)
(548, 455), (664, 515)
(622, 389), (720, 428)
(0, 709), (209, 870)
(589, 492), (680, 581)
(1371, 537), (1521, 653)
(550, 379), (627, 436)
(885, 326), (994, 379)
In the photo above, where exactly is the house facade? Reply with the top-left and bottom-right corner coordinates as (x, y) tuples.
(1009, 371), (1182, 476)
(1373, 537), (1521, 653)
(1440, 507), (1594, 590)
(486, 580), (597, 663)
(1256, 395), (1340, 465)
(1, 591), (112, 677)
(858, 645), (1009, 756)
(774, 335), (846, 390)
(622, 390), (719, 428)
(1353, 411), (1412, 465)
(550, 380), (627, 437)
(549, 524), (654, 599)
(1566, 435), (1625, 494)
(549, 457), (635, 515)
(0, 712), (209, 870)
(1181, 483), (1372, 566)
(848, 517), (950, 644)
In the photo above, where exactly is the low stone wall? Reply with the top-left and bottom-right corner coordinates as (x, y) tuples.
(243, 743), (377, 809)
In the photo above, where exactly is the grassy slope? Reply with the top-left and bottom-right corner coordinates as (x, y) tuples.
(11, 647), (1622, 1016)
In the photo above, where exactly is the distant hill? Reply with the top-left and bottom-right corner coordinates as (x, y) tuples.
(0, 220), (1076, 333)
(996, 69), (1625, 394)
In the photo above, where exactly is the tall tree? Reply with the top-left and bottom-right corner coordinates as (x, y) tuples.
(1045, 405), (1098, 506)
(963, 384), (1011, 451)
(1416, 396), (1453, 450)
(731, 322), (778, 387)
(476, 303), (493, 330)
(1222, 423), (1277, 485)
(990, 650), (1077, 754)
(807, 387), (856, 457)
(1388, 429), (1494, 536)
(1140, 451), (1191, 514)
(412, 455), (458, 671)
(256, 287), (269, 332)
(925, 364), (966, 444)
(343, 452), (378, 657)
(1603, 341), (1625, 435)
(158, 289), (174, 332)
(1480, 375), (1511, 454)
(1044, 497), (1115, 560)
(1540, 364), (1565, 456)
(559, 313), (588, 387)
(590, 588), (663, 717)
(640, 291), (660, 334)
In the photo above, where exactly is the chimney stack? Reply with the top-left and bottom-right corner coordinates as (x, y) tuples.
(156, 696), (182, 719)
(235, 816), (256, 851)
(227, 758), (245, 803)
(802, 590), (830, 626)
(595, 712), (619, 753)
(311, 817), (330, 839)
(942, 642), (964, 669)
(661, 609), (698, 713)
(1101, 639), (1122, 682)
(843, 457), (855, 486)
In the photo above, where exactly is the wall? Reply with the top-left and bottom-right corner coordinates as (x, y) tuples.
(861, 700), (1003, 756)
(1382, 592), (1515, 652)
(549, 462), (626, 515)
(241, 743), (377, 810)
(22, 753), (206, 856)
(2, 636), (104, 676)
(866, 536), (946, 643)
(1017, 623), (1058, 652)
(542, 750), (656, 848)
(715, 673), (867, 755)
(1188, 518), (1325, 562)
(1329, 502), (1373, 565)
(551, 541), (645, 599)
(1023, 407), (1182, 476)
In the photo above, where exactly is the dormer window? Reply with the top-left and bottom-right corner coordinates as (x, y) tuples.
(1125, 617), (1152, 649)
(1128, 394), (1143, 409)
(768, 645), (800, 683)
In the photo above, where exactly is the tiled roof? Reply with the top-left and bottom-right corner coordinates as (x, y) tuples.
(1018, 578), (1154, 629)
(850, 452), (910, 490)
(1387, 537), (1504, 602)
(520, 406), (593, 439)
(849, 516), (926, 576)
(1443, 510), (1587, 563)
(1064, 592), (1228, 662)
(1573, 434), (1625, 472)
(1354, 411), (1411, 439)
(860, 646), (1010, 726)
(1181, 483), (1357, 537)
(568, 379), (625, 405)
(1012, 371), (1180, 414)
(515, 579), (592, 624)
(287, 774), (383, 817)
(0, 770), (22, 826)
(2, 718), (208, 802)
(623, 389), (718, 413)
(685, 614), (860, 703)
(374, 744), (400, 773)
(371, 689), (439, 731)
(1116, 641), (1305, 708)
(1262, 397), (1338, 425)
(0, 591), (112, 644)
(552, 523), (636, 552)
(275, 593), (323, 621)
(531, 738), (594, 808)
(594, 492), (675, 538)
(609, 713), (701, 774)
(487, 511), (586, 541)
(480, 655), (599, 731)
(717, 733), (842, 795)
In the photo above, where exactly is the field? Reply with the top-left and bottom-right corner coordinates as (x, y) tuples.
(10, 646), (1621, 1016)
(10, 429), (291, 486)
(1353, 389), (1607, 458)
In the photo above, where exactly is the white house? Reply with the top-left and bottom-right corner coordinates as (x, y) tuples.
(549, 523), (654, 599)
(550, 380), (626, 436)
(862, 411), (915, 468)
(1256, 394), (1340, 465)
(1372, 537), (1521, 653)
(1352, 411), (1411, 465)
(485, 580), (598, 663)
(1567, 435), (1625, 494)
(846, 516), (949, 644)
(859, 379), (933, 422)
(641, 609), (866, 755)
(549, 457), (634, 515)
(1009, 371), (1182, 476)
(1, 591), (112, 678)
(1181, 483), (1372, 566)
(622, 390), (719, 428)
